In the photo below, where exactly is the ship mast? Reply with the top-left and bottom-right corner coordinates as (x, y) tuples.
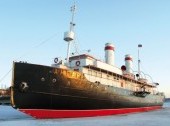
(138, 44), (142, 78)
(64, 3), (76, 65)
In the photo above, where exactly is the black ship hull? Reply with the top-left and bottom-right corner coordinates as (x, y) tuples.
(11, 62), (164, 118)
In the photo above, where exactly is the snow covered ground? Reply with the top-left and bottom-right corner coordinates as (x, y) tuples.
(0, 102), (170, 126)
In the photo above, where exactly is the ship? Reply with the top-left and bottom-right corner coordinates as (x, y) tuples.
(10, 4), (164, 119)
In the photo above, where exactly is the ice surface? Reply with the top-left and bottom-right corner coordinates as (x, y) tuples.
(0, 103), (170, 126)
(0, 106), (32, 120)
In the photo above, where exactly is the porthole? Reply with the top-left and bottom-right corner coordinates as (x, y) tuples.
(52, 78), (57, 83)
(41, 77), (45, 82)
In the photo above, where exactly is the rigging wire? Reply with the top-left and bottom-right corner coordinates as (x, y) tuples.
(1, 1), (77, 86)
(0, 69), (12, 84)
(0, 33), (58, 85)
(16, 33), (58, 60)
(72, 31), (80, 55)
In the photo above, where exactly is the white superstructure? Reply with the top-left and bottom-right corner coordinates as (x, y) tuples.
(68, 54), (122, 75)
(51, 4), (159, 96)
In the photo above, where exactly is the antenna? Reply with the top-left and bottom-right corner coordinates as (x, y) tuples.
(64, 3), (76, 65)
(70, 3), (76, 31)
(138, 44), (142, 78)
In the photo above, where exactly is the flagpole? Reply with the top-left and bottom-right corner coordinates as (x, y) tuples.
(138, 44), (142, 78)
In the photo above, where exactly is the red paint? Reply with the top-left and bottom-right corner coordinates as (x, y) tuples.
(125, 57), (133, 61)
(105, 46), (114, 51)
(19, 106), (162, 119)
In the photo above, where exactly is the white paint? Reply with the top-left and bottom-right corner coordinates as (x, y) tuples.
(64, 31), (75, 42)
(105, 43), (115, 66)
(95, 60), (122, 75)
(125, 54), (133, 73)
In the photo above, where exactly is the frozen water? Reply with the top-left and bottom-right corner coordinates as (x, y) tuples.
(0, 102), (170, 126)
(0, 105), (32, 120)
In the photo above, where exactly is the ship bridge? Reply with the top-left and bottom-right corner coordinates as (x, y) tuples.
(68, 54), (122, 75)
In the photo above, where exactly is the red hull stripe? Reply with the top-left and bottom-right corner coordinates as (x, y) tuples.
(19, 106), (162, 119)
(125, 57), (133, 61)
(105, 46), (114, 51)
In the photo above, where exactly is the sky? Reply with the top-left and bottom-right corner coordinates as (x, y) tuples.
(0, 0), (170, 98)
